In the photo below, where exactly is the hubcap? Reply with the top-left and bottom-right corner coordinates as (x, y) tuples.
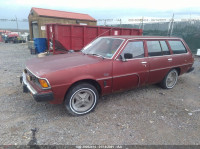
(71, 89), (95, 112)
(166, 70), (177, 88)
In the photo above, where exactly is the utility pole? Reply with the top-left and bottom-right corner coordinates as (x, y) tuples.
(116, 19), (122, 27)
(15, 15), (19, 35)
(141, 16), (144, 30)
(104, 20), (107, 26)
(170, 14), (174, 36)
(167, 14), (174, 36)
(139, 17), (144, 30)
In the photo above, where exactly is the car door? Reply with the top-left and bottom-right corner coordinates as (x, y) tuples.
(112, 40), (149, 92)
(147, 40), (172, 84)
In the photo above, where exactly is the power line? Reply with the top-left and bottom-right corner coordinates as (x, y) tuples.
(0, 18), (28, 22)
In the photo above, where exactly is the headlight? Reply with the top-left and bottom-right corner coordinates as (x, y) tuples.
(39, 79), (49, 88)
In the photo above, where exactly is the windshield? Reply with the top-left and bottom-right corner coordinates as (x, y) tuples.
(82, 37), (124, 58)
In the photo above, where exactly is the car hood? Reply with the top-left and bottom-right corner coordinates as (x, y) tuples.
(26, 52), (102, 77)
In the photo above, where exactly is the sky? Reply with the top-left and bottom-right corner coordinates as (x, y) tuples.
(0, 0), (200, 29)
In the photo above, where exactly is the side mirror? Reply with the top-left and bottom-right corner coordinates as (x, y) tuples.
(124, 53), (133, 59)
(119, 55), (127, 62)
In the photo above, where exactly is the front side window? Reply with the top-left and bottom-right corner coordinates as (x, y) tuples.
(168, 40), (187, 54)
(82, 37), (124, 58)
(121, 41), (144, 59)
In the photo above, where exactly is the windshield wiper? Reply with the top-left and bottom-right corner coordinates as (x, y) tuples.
(90, 53), (105, 59)
(81, 50), (86, 55)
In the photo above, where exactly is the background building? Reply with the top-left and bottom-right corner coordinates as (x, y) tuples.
(28, 7), (97, 39)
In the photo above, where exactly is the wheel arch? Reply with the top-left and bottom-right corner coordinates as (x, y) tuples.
(173, 67), (181, 75)
(64, 79), (102, 100)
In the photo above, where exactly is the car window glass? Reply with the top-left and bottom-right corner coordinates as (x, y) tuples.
(147, 41), (162, 56)
(160, 41), (170, 55)
(121, 41), (144, 59)
(168, 41), (187, 54)
(83, 38), (123, 58)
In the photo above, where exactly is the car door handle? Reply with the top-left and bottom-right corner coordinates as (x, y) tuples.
(168, 58), (172, 61)
(141, 61), (147, 64)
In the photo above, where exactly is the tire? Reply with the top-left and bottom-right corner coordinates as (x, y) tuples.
(160, 69), (178, 89)
(64, 83), (99, 116)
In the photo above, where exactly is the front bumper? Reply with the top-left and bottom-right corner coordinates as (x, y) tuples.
(20, 72), (54, 102)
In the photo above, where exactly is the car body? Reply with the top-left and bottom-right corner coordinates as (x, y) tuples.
(21, 36), (194, 115)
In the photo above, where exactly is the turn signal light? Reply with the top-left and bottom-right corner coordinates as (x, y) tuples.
(39, 79), (49, 88)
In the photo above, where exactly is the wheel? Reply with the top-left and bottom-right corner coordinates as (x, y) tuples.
(160, 69), (178, 89)
(65, 83), (99, 116)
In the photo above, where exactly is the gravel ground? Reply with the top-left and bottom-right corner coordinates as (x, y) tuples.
(0, 43), (200, 145)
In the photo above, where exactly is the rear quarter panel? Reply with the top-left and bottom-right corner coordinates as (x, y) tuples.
(167, 39), (194, 75)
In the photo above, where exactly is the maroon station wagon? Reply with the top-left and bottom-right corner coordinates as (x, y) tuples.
(21, 36), (194, 115)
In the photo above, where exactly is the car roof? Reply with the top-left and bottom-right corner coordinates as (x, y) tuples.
(101, 35), (182, 40)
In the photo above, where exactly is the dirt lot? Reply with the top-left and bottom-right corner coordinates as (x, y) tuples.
(0, 43), (200, 145)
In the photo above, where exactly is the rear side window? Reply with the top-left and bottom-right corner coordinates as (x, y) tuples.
(147, 41), (170, 56)
(147, 40), (170, 56)
(147, 41), (162, 56)
(121, 41), (144, 59)
(160, 41), (170, 55)
(168, 41), (187, 54)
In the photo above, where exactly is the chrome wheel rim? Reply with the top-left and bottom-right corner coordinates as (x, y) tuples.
(71, 89), (95, 113)
(166, 70), (178, 88)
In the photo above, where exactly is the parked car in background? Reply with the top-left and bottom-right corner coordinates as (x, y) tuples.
(4, 34), (19, 43)
(21, 36), (194, 116)
(4, 33), (27, 43)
